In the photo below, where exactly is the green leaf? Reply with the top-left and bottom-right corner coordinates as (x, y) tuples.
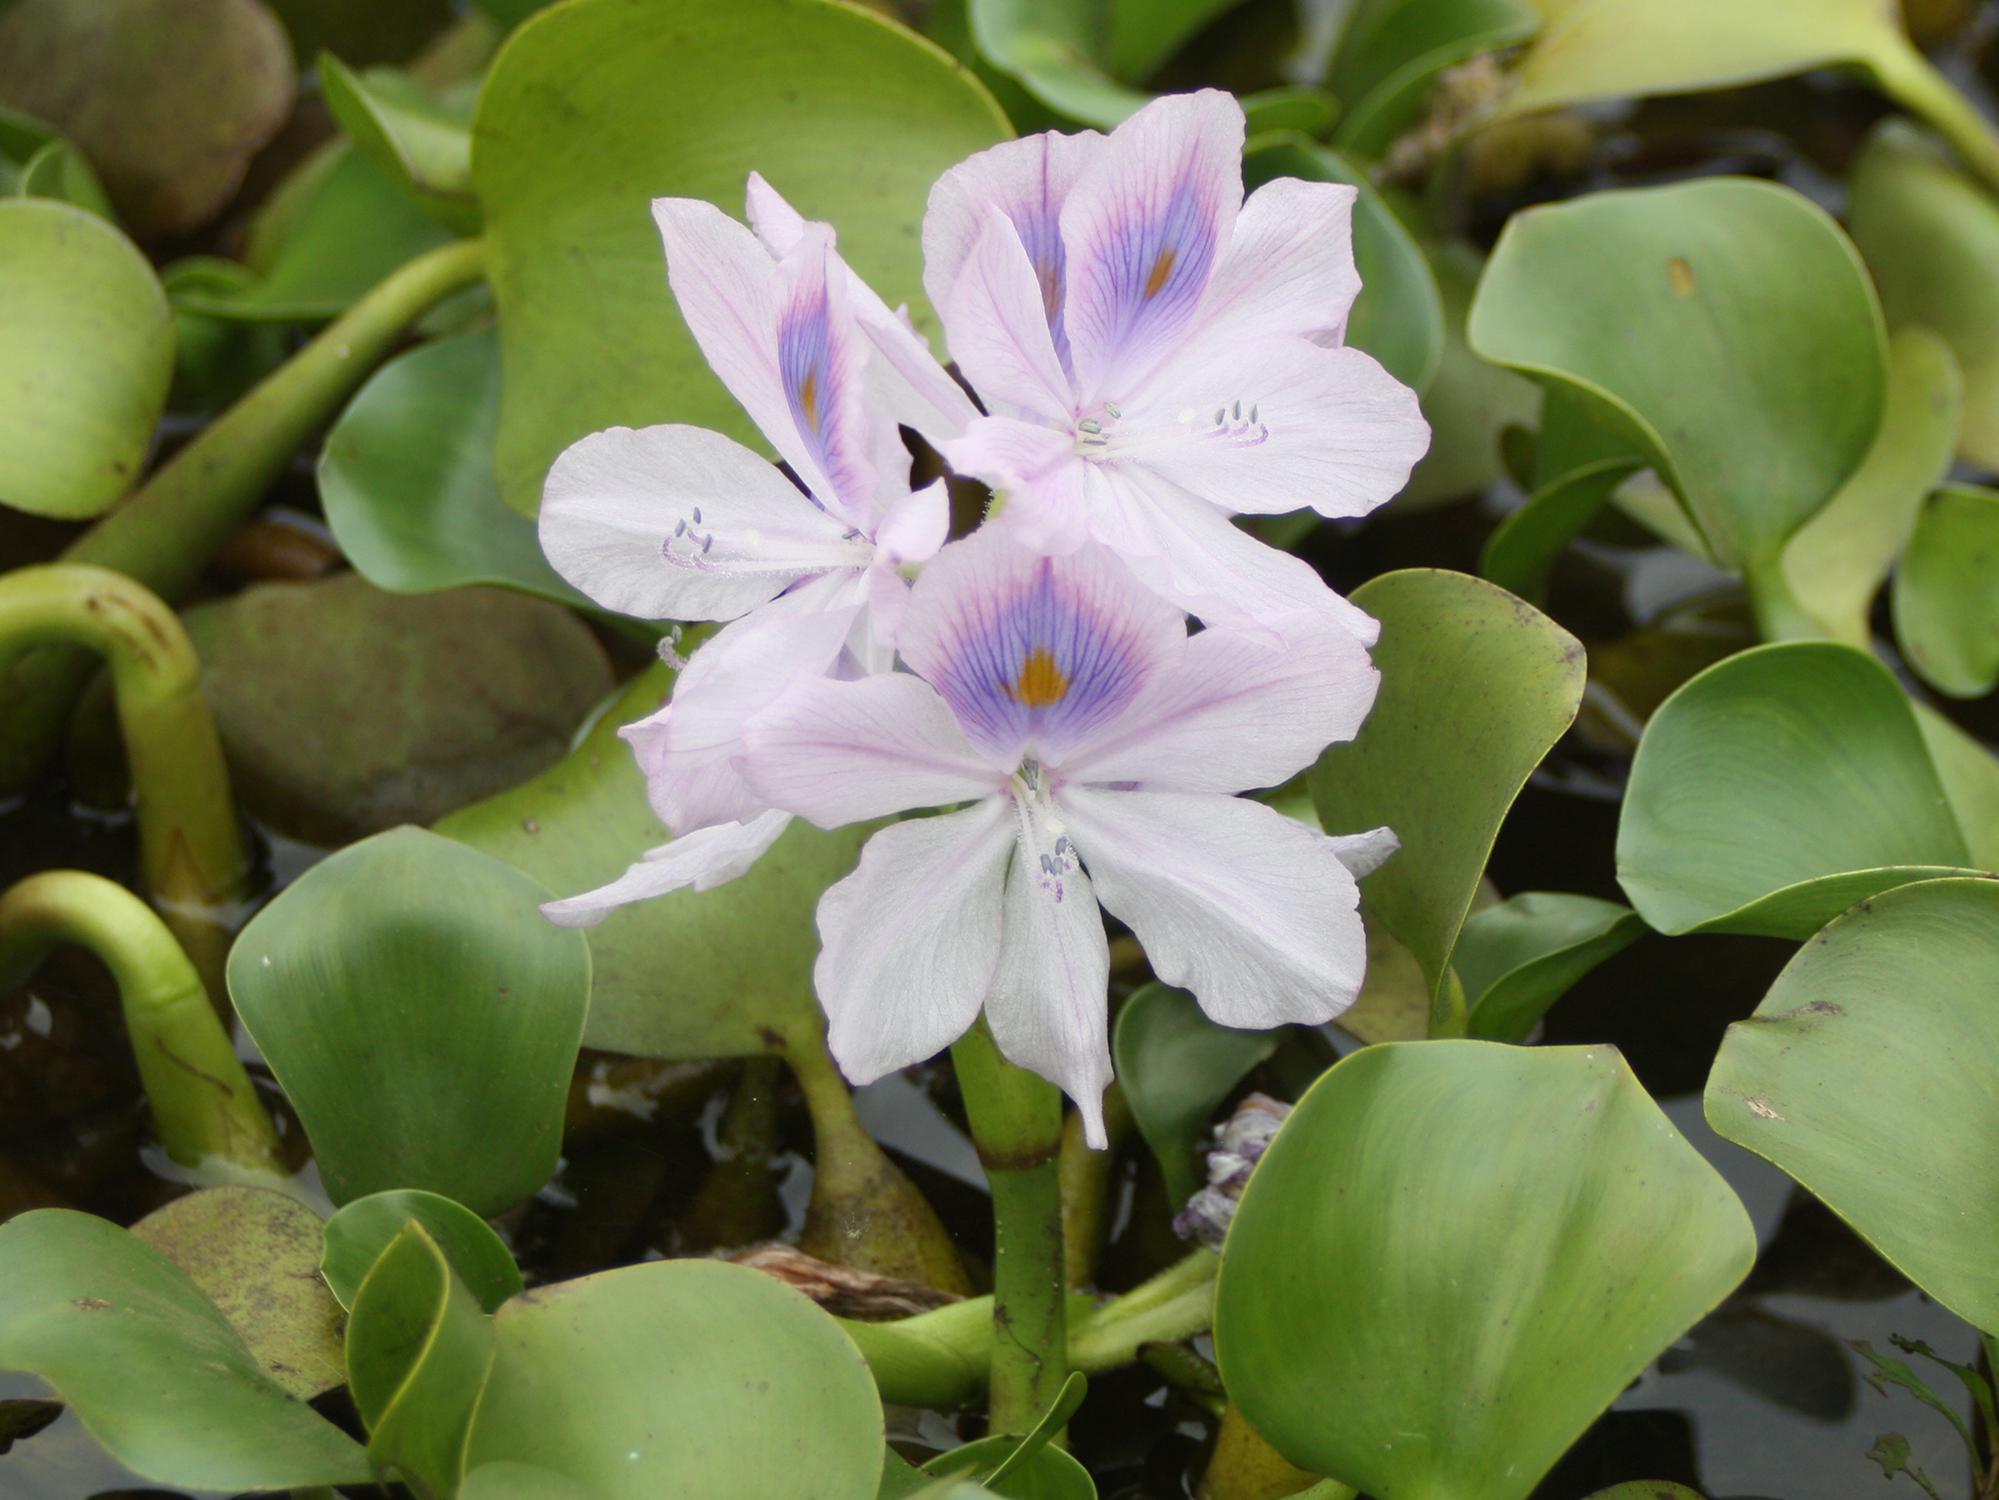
(1243, 134), (1445, 392)
(1328, 0), (1540, 159)
(967, 0), (1149, 126)
(464, 1462), (606, 1500)
(322, 1188), (522, 1314)
(1216, 1042), (1754, 1500)
(473, 0), (1010, 514)
(130, 1187), (345, 1401)
(0, 0), (294, 238)
(229, 826), (591, 1214)
(1104, 0), (1253, 80)
(345, 1221), (495, 1498)
(1914, 704), (1999, 870)
(1706, 877), (1999, 1335)
(1615, 642), (1982, 937)
(1498, 0), (1999, 196)
(1456, 892), (1645, 1043)
(1112, 983), (1278, 1206)
(13, 136), (115, 218)
(1781, 327), (1963, 646)
(320, 53), (478, 231)
(182, 573), (614, 845)
(462, 1258), (886, 1498)
(922, 1434), (1096, 1500)
(1468, 178), (1887, 573)
(437, 664), (872, 1061)
(173, 142), (457, 323)
(1893, 484), (1999, 699)
(1849, 123), (1999, 473)
(1308, 569), (1585, 1005)
(1583, 1487), (1704, 1500)
(1479, 456), (1641, 604)
(1400, 240), (1539, 508)
(319, 331), (593, 607)
(0, 1209), (370, 1490)
(0, 199), (172, 519)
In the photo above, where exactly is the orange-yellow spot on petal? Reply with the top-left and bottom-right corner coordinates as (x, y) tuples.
(800, 368), (821, 431)
(1008, 646), (1070, 708)
(1143, 246), (1177, 300)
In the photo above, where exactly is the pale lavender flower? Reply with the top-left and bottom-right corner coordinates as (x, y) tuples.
(924, 90), (1429, 634)
(738, 527), (1394, 1146)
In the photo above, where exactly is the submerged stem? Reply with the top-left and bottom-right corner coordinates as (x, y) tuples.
(0, 566), (247, 1003)
(0, 237), (489, 794)
(951, 1023), (1069, 1434)
(0, 871), (280, 1170)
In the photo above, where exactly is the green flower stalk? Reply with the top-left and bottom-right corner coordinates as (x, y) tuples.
(0, 565), (246, 1001)
(0, 870), (281, 1171)
(950, 1022), (1070, 1435)
(0, 237), (488, 794)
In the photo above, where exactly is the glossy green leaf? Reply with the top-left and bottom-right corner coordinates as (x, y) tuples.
(1309, 570), (1585, 1004)
(1781, 328), (1962, 646)
(1914, 704), (1999, 870)
(1850, 123), (1999, 472)
(1216, 1042), (1754, 1500)
(1456, 892), (1645, 1043)
(1499, 0), (1999, 196)
(1337, 912), (1431, 1044)
(1705, 877), (1999, 1334)
(173, 142), (457, 323)
(1583, 1487), (1704, 1500)
(0, 1209), (370, 1489)
(130, 1188), (345, 1401)
(1616, 643), (1982, 938)
(1328, 0), (1539, 159)
(183, 573), (614, 844)
(967, 0), (1147, 126)
(11, 134), (115, 218)
(320, 331), (593, 607)
(322, 1188), (522, 1314)
(346, 1221), (494, 1498)
(473, 0), (1009, 514)
(0, 0), (293, 238)
(320, 53), (478, 231)
(1479, 456), (1641, 604)
(0, 199), (172, 519)
(462, 1258), (885, 1498)
(923, 1434), (1096, 1499)
(1894, 484), (1999, 699)
(1243, 134), (1444, 392)
(263, 0), (457, 68)
(229, 826), (591, 1213)
(438, 664), (872, 1061)
(1468, 178), (1887, 573)
(1400, 240), (1538, 507)
(1112, 984), (1278, 1206)
(463, 1463), (605, 1500)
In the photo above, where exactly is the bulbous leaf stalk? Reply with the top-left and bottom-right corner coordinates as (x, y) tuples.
(0, 870), (281, 1170)
(0, 565), (247, 1000)
(0, 237), (488, 793)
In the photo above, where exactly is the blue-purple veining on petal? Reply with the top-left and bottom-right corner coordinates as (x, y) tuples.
(776, 235), (869, 519)
(919, 553), (1157, 765)
(1081, 164), (1219, 388)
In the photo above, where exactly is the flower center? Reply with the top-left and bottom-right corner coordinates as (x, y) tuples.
(1007, 645), (1071, 708)
(1072, 396), (1271, 462)
(1009, 760), (1079, 902)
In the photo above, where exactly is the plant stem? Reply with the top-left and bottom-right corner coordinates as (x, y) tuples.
(0, 565), (247, 1003)
(1066, 1249), (1218, 1370)
(0, 871), (280, 1170)
(0, 237), (489, 794)
(1743, 547), (1826, 644)
(1060, 1078), (1131, 1287)
(950, 1022), (1068, 1434)
(1872, 36), (1999, 196)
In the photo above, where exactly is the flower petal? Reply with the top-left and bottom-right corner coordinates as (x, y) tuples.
(1059, 90), (1244, 403)
(986, 798), (1112, 1148)
(897, 528), (1186, 766)
(942, 416), (1093, 555)
(539, 810), (794, 928)
(1057, 612), (1378, 793)
(942, 208), (1076, 426)
(1082, 465), (1379, 640)
(540, 424), (869, 621)
(629, 606), (857, 832)
(1121, 335), (1429, 519)
(743, 671), (1007, 828)
(1192, 176), (1360, 347)
(772, 222), (880, 519)
(815, 802), (1012, 1085)
(747, 171), (982, 450)
(923, 128), (1102, 369)
(1059, 787), (1367, 1028)
(1327, 824), (1398, 878)
(873, 477), (950, 567)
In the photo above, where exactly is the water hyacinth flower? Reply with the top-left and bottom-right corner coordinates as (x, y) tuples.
(538, 188), (960, 918)
(739, 527), (1394, 1146)
(925, 89), (1430, 632)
